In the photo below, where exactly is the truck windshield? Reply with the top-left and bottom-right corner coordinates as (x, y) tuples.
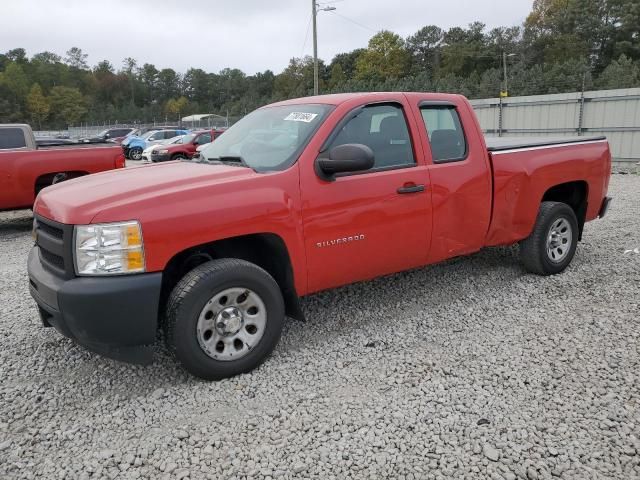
(198, 104), (333, 172)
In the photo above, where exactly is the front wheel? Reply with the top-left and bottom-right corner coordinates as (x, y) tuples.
(129, 147), (143, 160)
(164, 258), (285, 380)
(519, 201), (579, 275)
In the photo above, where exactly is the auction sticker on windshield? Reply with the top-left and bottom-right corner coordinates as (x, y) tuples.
(284, 112), (319, 123)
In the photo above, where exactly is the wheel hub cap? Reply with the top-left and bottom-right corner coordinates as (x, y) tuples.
(546, 217), (572, 263)
(215, 307), (243, 336)
(196, 287), (267, 361)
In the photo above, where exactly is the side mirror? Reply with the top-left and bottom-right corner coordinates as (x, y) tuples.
(104, 133), (110, 138)
(148, 137), (155, 141)
(315, 143), (374, 181)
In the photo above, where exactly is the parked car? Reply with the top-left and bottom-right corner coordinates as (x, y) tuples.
(28, 92), (612, 379)
(79, 127), (135, 144)
(150, 129), (224, 162)
(141, 135), (185, 162)
(35, 137), (78, 147)
(0, 124), (125, 211)
(123, 129), (189, 160)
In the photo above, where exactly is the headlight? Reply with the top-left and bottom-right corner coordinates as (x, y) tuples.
(74, 221), (145, 276)
(158, 149), (169, 154)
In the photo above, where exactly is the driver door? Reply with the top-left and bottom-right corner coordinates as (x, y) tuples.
(300, 100), (432, 293)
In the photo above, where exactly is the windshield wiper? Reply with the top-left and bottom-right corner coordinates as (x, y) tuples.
(202, 155), (253, 170)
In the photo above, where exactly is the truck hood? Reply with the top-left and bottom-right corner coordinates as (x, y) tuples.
(34, 161), (257, 224)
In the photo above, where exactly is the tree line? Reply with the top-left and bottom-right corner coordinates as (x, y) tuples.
(1, 0), (639, 130)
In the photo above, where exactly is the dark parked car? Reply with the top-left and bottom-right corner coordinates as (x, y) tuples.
(35, 137), (78, 147)
(80, 128), (136, 144)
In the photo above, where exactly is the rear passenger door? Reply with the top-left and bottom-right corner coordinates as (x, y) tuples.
(300, 100), (433, 292)
(414, 100), (492, 263)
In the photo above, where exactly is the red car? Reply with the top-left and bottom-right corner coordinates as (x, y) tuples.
(150, 129), (224, 162)
(28, 92), (612, 379)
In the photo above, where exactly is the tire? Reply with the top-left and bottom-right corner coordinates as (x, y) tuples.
(52, 173), (68, 185)
(129, 147), (143, 160)
(171, 154), (187, 161)
(164, 258), (285, 380)
(519, 201), (579, 275)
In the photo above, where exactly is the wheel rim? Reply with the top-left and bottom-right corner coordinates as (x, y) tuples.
(196, 287), (267, 361)
(131, 148), (142, 160)
(546, 217), (572, 263)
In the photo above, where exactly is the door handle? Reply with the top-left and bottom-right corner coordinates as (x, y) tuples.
(397, 184), (425, 194)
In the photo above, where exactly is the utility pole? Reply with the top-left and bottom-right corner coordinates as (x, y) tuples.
(312, 0), (318, 96)
(312, 1), (336, 96)
(503, 51), (508, 97)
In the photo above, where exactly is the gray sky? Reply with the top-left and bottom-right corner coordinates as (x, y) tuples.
(2, 0), (533, 74)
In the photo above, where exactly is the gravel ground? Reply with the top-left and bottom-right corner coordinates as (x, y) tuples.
(1, 175), (639, 480)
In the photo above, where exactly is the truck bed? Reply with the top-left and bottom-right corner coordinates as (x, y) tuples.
(485, 135), (606, 152)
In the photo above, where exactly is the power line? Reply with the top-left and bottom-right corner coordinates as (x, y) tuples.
(327, 10), (376, 32)
(300, 12), (313, 58)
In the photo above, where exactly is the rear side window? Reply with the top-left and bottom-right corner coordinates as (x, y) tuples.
(328, 104), (415, 170)
(197, 133), (212, 145)
(420, 107), (467, 163)
(0, 128), (27, 150)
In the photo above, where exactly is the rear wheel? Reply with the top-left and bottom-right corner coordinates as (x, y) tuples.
(164, 258), (285, 380)
(519, 201), (578, 275)
(129, 147), (143, 160)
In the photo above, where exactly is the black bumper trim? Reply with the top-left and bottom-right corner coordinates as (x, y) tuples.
(28, 247), (162, 364)
(150, 153), (170, 162)
(598, 196), (612, 218)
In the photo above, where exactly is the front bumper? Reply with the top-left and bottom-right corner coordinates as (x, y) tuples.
(150, 152), (171, 162)
(28, 247), (162, 364)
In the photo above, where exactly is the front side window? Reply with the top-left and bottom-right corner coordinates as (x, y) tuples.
(199, 104), (332, 172)
(0, 128), (27, 149)
(420, 107), (467, 163)
(327, 104), (415, 170)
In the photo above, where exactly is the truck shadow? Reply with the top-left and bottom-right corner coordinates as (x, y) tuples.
(292, 245), (523, 348)
(29, 244), (524, 394)
(0, 210), (33, 234)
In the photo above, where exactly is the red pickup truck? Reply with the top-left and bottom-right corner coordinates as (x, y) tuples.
(1, 124), (126, 211)
(150, 129), (225, 162)
(27, 93), (612, 380)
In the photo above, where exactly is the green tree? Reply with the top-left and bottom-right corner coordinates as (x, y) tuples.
(273, 56), (319, 99)
(355, 31), (410, 81)
(406, 25), (444, 74)
(0, 62), (29, 98)
(65, 47), (88, 69)
(329, 49), (365, 80)
(26, 83), (50, 128)
(165, 96), (188, 120)
(328, 63), (346, 89)
(49, 86), (87, 126)
(157, 68), (180, 102)
(596, 54), (640, 89)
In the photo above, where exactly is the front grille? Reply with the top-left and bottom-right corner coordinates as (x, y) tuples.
(40, 248), (65, 270)
(36, 220), (63, 240)
(35, 215), (75, 278)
